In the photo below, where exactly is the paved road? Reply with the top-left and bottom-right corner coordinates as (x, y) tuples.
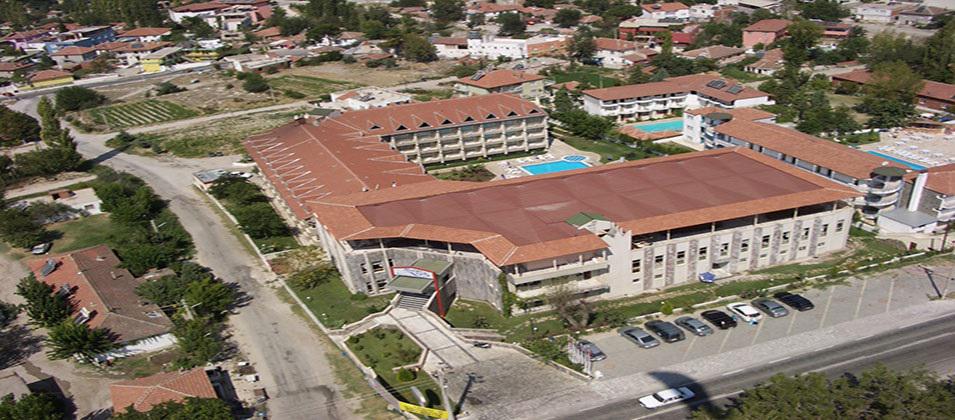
(569, 311), (955, 420)
(11, 64), (214, 99)
(8, 98), (349, 419)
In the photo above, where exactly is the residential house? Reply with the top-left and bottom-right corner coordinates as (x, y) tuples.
(689, 4), (721, 21)
(897, 5), (949, 26)
(818, 22), (852, 47)
(466, 2), (522, 20)
(26, 246), (175, 350)
(118, 27), (171, 43)
(620, 48), (659, 67)
(324, 88), (412, 110)
(169, 1), (228, 24)
(641, 2), (690, 21)
(742, 19), (790, 49)
(454, 69), (547, 101)
(140, 47), (183, 73)
(593, 37), (642, 69)
(886, 165), (955, 237)
(1, 29), (50, 51)
(18, 188), (103, 217)
(716, 0), (783, 13)
(520, 6), (558, 24)
(466, 33), (567, 60)
(618, 17), (680, 44)
(221, 53), (289, 72)
(832, 69), (955, 112)
(50, 46), (97, 69)
(743, 48), (784, 76)
(51, 26), (115, 52)
(680, 45), (746, 62)
(431, 37), (470, 59)
(28, 69), (73, 88)
(106, 42), (172, 67)
(0, 60), (35, 78)
(850, 3), (902, 23)
(110, 368), (219, 414)
(581, 74), (773, 121)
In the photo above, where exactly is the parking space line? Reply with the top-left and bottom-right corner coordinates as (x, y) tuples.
(885, 275), (897, 313)
(786, 310), (798, 335)
(717, 328), (733, 353)
(750, 318), (766, 346)
(681, 336), (698, 362)
(853, 278), (868, 319)
(769, 356), (790, 364)
(721, 368), (745, 376)
(818, 287), (836, 329)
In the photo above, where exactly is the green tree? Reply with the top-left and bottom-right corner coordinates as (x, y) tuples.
(288, 263), (336, 290)
(858, 61), (923, 128)
(866, 30), (924, 69)
(568, 30), (596, 63)
(172, 318), (223, 368)
(0, 107), (40, 146)
(0, 393), (63, 420)
(400, 33), (437, 62)
(922, 18), (955, 83)
(799, 0), (849, 21)
(15, 275), (71, 327)
(0, 300), (17, 328)
(0, 208), (46, 248)
(36, 96), (60, 145)
(497, 12), (525, 37)
(782, 19), (822, 67)
(232, 202), (289, 238)
(135, 263), (211, 307)
(180, 16), (215, 38)
(45, 321), (115, 361)
(54, 86), (106, 112)
(430, 0), (463, 24)
(240, 72), (270, 93)
(554, 9), (582, 28)
(113, 397), (232, 419)
(184, 278), (235, 318)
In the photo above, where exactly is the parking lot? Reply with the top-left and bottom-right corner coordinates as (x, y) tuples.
(585, 264), (948, 379)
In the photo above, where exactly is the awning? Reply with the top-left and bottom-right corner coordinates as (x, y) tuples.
(388, 276), (434, 294)
(699, 272), (716, 283)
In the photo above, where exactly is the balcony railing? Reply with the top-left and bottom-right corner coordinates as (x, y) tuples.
(865, 194), (899, 207)
(508, 257), (609, 284)
(867, 179), (903, 195)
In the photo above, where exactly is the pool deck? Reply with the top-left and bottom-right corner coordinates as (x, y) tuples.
(858, 128), (955, 169)
(482, 140), (601, 180)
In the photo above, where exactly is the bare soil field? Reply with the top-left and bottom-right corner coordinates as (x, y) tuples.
(279, 61), (457, 87)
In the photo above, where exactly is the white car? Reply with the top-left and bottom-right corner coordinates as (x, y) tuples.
(230, 171), (253, 179)
(727, 302), (763, 323)
(638, 387), (695, 409)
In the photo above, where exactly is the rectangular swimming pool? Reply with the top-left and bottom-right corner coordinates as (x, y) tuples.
(631, 119), (683, 133)
(867, 151), (926, 171)
(521, 161), (590, 175)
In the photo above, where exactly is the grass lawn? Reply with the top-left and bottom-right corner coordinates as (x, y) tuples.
(107, 348), (182, 379)
(826, 93), (868, 124)
(719, 66), (771, 83)
(401, 88), (454, 102)
(87, 100), (198, 130)
(290, 278), (392, 328)
(267, 75), (359, 99)
(547, 66), (623, 88)
(347, 327), (443, 408)
(48, 214), (115, 253)
(433, 165), (496, 182)
(557, 133), (636, 163)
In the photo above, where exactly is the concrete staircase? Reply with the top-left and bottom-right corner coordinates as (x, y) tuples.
(395, 293), (430, 311)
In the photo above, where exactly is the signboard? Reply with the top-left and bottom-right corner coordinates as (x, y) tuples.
(398, 402), (449, 419)
(392, 266), (435, 280)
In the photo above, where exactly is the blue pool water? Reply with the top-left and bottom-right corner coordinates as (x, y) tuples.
(522, 160), (590, 175)
(867, 151), (926, 171)
(631, 119), (684, 133)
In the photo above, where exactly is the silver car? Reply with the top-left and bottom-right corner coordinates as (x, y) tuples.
(675, 316), (714, 336)
(575, 339), (607, 361)
(619, 327), (660, 348)
(752, 298), (789, 318)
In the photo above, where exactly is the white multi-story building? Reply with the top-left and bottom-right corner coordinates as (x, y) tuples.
(641, 2), (690, 21)
(581, 74), (773, 121)
(431, 37), (470, 59)
(323, 88), (412, 111)
(465, 33), (566, 60)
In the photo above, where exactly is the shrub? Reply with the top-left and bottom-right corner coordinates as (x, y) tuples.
(154, 82), (186, 96)
(396, 368), (416, 382)
(660, 301), (674, 315)
(283, 90), (305, 99)
(55, 86), (106, 112)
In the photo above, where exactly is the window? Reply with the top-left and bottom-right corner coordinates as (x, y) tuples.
(799, 245), (807, 251)
(365, 282), (374, 293)
(820, 224), (829, 237)
(818, 242), (826, 248)
(632, 260), (641, 274)
(719, 242), (729, 257)
(360, 263), (368, 275)
(761, 235), (771, 249)
(371, 261), (384, 273)
(782, 231), (791, 245)
(802, 227), (810, 240)
(836, 221), (844, 232)
(676, 251), (686, 265)
(740, 239), (750, 253)
(699, 246), (708, 261)
(654, 255), (664, 268)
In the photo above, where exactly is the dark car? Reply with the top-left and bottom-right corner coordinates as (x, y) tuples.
(575, 339), (607, 361)
(701, 310), (737, 329)
(774, 292), (815, 311)
(752, 298), (789, 318)
(675, 316), (714, 336)
(645, 320), (686, 343)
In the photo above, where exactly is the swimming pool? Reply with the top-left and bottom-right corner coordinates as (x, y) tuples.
(521, 160), (590, 175)
(631, 119), (684, 133)
(867, 151), (926, 171)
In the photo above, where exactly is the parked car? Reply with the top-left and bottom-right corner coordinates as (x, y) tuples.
(638, 387), (695, 409)
(31, 243), (51, 255)
(752, 298), (789, 318)
(700, 310), (737, 329)
(575, 339), (607, 361)
(619, 327), (660, 348)
(230, 171), (253, 179)
(727, 302), (763, 324)
(675, 316), (713, 336)
(472, 342), (491, 349)
(774, 291), (815, 311)
(644, 320), (686, 343)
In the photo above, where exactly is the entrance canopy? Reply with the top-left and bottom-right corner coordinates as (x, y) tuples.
(388, 276), (434, 294)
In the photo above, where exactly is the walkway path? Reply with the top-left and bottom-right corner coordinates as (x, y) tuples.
(389, 308), (479, 369)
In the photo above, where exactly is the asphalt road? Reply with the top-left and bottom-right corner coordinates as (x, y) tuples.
(566, 311), (955, 420)
(11, 64), (213, 99)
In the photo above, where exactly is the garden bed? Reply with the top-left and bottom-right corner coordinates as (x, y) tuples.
(346, 327), (442, 407)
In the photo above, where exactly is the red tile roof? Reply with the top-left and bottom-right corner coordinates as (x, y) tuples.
(244, 94), (545, 219)
(670, 32), (694, 44)
(747, 48), (784, 70)
(25, 245), (172, 343)
(431, 37), (468, 46)
(254, 27), (282, 38)
(51, 46), (96, 56)
(470, 2), (521, 13)
(171, 1), (227, 12)
(120, 27), (172, 37)
(0, 61), (33, 71)
(583, 73), (769, 104)
(712, 120), (902, 180)
(314, 148), (860, 265)
(744, 19), (791, 33)
(681, 45), (745, 60)
(29, 69), (73, 82)
(906, 163), (955, 196)
(832, 69), (955, 104)
(641, 2), (688, 12)
(593, 37), (639, 52)
(456, 69), (544, 89)
(684, 106), (775, 121)
(110, 368), (217, 413)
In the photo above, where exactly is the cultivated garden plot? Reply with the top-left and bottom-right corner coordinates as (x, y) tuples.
(87, 100), (198, 130)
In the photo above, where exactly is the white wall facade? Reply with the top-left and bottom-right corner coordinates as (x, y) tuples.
(467, 37), (528, 60)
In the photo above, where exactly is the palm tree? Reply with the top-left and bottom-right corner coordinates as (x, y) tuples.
(45, 321), (115, 362)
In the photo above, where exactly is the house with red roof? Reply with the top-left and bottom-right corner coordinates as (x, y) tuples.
(641, 2), (690, 21)
(28, 69), (74, 88)
(168, 1), (228, 24)
(454, 69), (546, 100)
(110, 368), (219, 414)
(50, 45), (97, 69)
(118, 27), (172, 43)
(831, 69), (955, 112)
(742, 19), (790, 49)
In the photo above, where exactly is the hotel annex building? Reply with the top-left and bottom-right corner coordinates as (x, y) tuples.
(247, 95), (860, 312)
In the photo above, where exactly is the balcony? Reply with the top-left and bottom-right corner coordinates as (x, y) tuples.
(867, 179), (903, 195)
(514, 278), (608, 299)
(508, 257), (609, 284)
(865, 194), (899, 207)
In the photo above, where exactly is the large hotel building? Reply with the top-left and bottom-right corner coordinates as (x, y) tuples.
(247, 95), (861, 313)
